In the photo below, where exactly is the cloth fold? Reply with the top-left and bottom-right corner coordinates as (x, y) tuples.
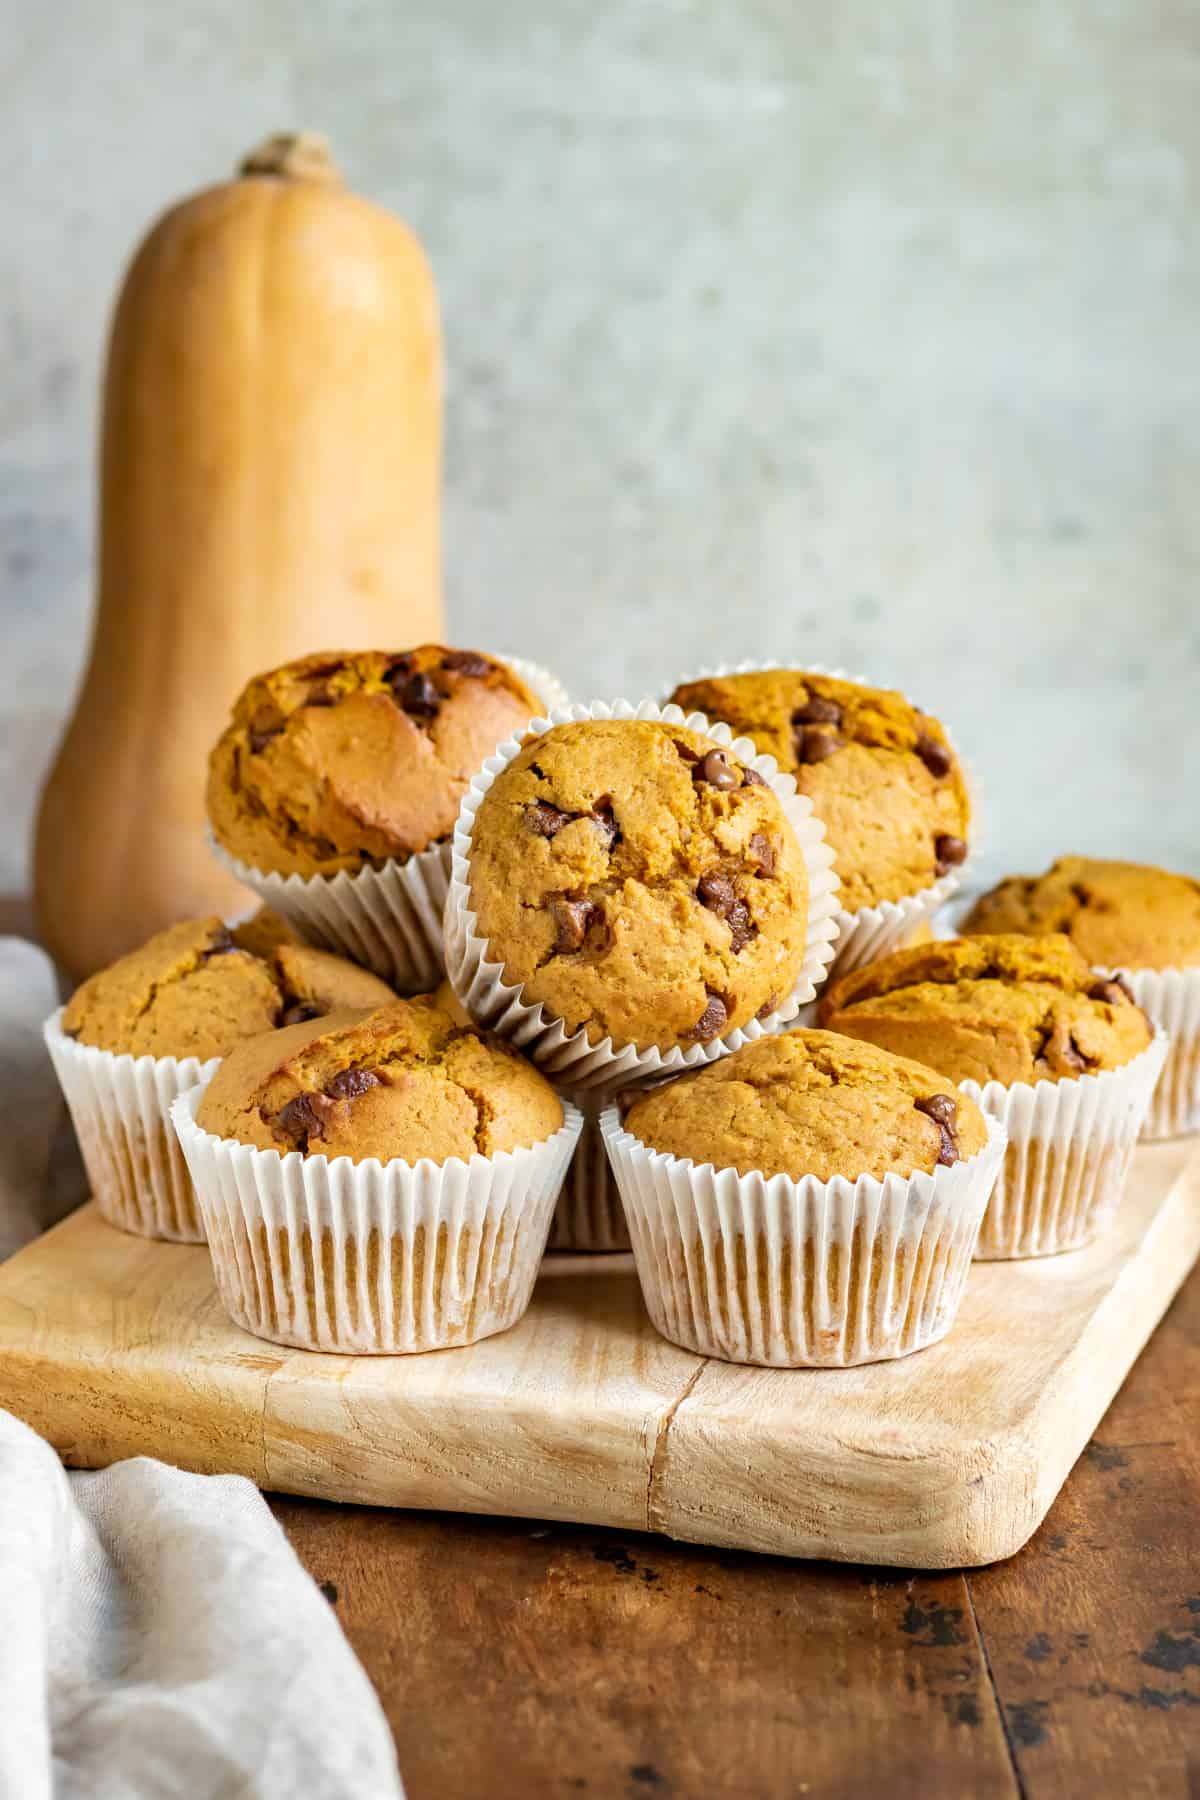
(0, 940), (404, 1800)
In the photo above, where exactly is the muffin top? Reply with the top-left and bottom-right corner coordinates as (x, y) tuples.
(667, 670), (968, 911)
(621, 1029), (988, 1182)
(62, 916), (394, 1061)
(196, 996), (563, 1164)
(467, 717), (813, 1051)
(207, 647), (543, 878)
(818, 933), (1153, 1087)
(962, 856), (1200, 972)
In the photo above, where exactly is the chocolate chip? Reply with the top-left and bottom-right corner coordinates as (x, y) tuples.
(305, 685), (336, 709)
(755, 994), (778, 1021)
(915, 734), (952, 779)
(1063, 1034), (1092, 1073)
(914, 1093), (960, 1166)
(590, 797), (621, 850)
(396, 670), (441, 718)
(442, 650), (492, 677)
(672, 738), (701, 764)
(795, 726), (843, 765)
(934, 834), (968, 875)
(697, 872), (737, 918)
(277, 1091), (333, 1151)
(383, 654), (414, 689)
(727, 899), (755, 954)
(695, 749), (740, 790)
(1088, 977), (1133, 1006)
(551, 896), (599, 952)
(526, 801), (572, 838)
(689, 991), (730, 1042)
(916, 1092), (958, 1129)
(280, 1002), (321, 1027)
(748, 832), (775, 876)
(248, 708), (285, 752)
(741, 766), (766, 786)
(792, 696), (842, 727)
(327, 1067), (380, 1101)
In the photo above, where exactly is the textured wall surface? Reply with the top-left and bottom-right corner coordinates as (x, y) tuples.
(3, 1), (1197, 892)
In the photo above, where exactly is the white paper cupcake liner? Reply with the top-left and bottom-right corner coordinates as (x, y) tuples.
(600, 1106), (1006, 1367)
(443, 697), (840, 1091)
(962, 1030), (1168, 1259)
(170, 1084), (582, 1354)
(44, 1010), (216, 1243)
(547, 1087), (631, 1252)
(208, 654), (568, 993)
(211, 837), (452, 993)
(1099, 969), (1199, 1142)
(660, 659), (979, 976)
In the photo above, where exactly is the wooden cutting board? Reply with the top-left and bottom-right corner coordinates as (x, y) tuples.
(0, 1138), (1196, 1569)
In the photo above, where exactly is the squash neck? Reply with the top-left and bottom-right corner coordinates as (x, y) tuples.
(238, 133), (340, 183)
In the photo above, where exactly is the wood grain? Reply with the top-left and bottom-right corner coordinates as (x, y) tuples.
(0, 1141), (1196, 1568)
(271, 1502), (1019, 1800)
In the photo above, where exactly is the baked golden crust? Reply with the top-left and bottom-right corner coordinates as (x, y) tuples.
(962, 857), (1200, 972)
(196, 997), (563, 1164)
(818, 933), (1153, 1087)
(206, 647), (542, 877)
(62, 916), (394, 1061)
(667, 670), (969, 911)
(468, 718), (811, 1051)
(622, 1029), (988, 1181)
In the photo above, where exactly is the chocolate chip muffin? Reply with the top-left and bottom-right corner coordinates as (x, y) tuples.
(667, 670), (969, 911)
(466, 717), (812, 1051)
(62, 916), (394, 1062)
(197, 996), (563, 1164)
(622, 1029), (987, 1181)
(819, 934), (1152, 1087)
(207, 647), (544, 879)
(606, 1030), (1000, 1365)
(962, 857), (1200, 972)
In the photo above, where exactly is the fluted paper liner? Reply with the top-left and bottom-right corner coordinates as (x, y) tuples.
(662, 659), (978, 977)
(600, 1107), (1006, 1367)
(1105, 970), (1198, 1142)
(208, 654), (569, 993)
(548, 1087), (631, 1252)
(171, 1085), (583, 1354)
(44, 1010), (215, 1242)
(962, 1031), (1168, 1259)
(444, 698), (840, 1091)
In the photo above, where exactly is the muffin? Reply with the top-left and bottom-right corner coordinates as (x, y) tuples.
(820, 934), (1165, 1257)
(456, 714), (827, 1062)
(174, 998), (581, 1353)
(963, 858), (1200, 1139)
(205, 647), (559, 989)
(47, 916), (394, 1242)
(602, 1030), (1002, 1366)
(667, 670), (969, 967)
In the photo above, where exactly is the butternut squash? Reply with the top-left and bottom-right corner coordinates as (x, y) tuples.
(35, 133), (443, 980)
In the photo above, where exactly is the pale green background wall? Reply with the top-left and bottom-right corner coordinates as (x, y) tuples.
(3, 1), (1197, 888)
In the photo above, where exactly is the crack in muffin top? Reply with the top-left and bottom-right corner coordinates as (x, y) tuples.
(207, 647), (543, 878)
(61, 915), (395, 1061)
(818, 933), (1153, 1088)
(467, 718), (811, 1051)
(195, 995), (563, 1165)
(962, 856), (1200, 972)
(621, 1029), (988, 1181)
(666, 670), (969, 911)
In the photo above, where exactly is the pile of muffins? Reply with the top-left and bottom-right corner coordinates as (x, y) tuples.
(44, 647), (1200, 1368)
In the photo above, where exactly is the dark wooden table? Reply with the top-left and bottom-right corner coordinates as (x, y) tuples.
(271, 1264), (1200, 1799)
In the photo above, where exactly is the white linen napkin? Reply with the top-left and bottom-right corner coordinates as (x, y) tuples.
(0, 940), (404, 1800)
